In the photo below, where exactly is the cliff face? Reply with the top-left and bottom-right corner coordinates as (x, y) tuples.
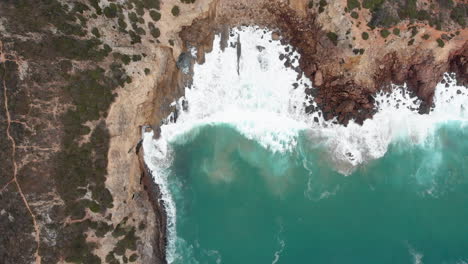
(0, 0), (466, 263)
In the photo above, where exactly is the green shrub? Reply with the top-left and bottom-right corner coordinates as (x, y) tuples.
(148, 22), (160, 38)
(118, 17), (127, 30)
(132, 54), (142, 61)
(171, 5), (180, 16)
(180, 0), (196, 3)
(91, 27), (100, 38)
(351, 11), (359, 19)
(318, 0), (327, 13)
(128, 12), (138, 23)
(436, 38), (444, 47)
(451, 5), (467, 27)
(362, 31), (369, 40)
(129, 253), (138, 262)
(144, 68), (150, 75)
(422, 34), (430, 40)
(103, 3), (118, 18)
(347, 0), (361, 10)
(362, 0), (385, 10)
(380, 29), (390, 38)
(149, 10), (161, 21)
(392, 28), (400, 36)
(326, 32), (338, 46)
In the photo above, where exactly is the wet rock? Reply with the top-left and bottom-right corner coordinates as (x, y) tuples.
(272, 32), (280, 40)
(336, 100), (355, 113)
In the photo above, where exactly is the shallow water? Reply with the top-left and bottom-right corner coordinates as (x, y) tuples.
(167, 122), (468, 264)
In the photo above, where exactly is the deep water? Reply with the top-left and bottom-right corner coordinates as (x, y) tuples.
(168, 122), (468, 264)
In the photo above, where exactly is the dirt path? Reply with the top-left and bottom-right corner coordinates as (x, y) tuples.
(1, 43), (42, 264)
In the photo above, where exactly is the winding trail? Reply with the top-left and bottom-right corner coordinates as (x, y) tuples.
(1, 44), (42, 264)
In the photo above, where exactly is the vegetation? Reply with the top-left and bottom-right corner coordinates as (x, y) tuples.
(180, 0), (196, 3)
(450, 4), (467, 27)
(148, 22), (161, 39)
(351, 11), (359, 19)
(380, 29), (390, 38)
(422, 34), (430, 40)
(91, 27), (100, 38)
(392, 28), (400, 36)
(436, 38), (445, 48)
(347, 0), (361, 11)
(149, 10), (161, 21)
(362, 31), (369, 40)
(103, 3), (118, 18)
(326, 32), (338, 46)
(171, 5), (180, 16)
(318, 0), (328, 13)
(362, 0), (385, 10)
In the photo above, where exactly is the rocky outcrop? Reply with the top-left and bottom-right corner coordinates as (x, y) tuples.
(180, 0), (467, 125)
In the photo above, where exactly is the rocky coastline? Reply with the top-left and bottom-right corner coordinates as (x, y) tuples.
(0, 0), (466, 263)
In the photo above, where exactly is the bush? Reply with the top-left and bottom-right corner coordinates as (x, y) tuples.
(380, 29), (390, 38)
(148, 22), (160, 38)
(326, 32), (338, 46)
(351, 11), (359, 19)
(103, 3), (117, 18)
(451, 5), (467, 27)
(363, 0), (385, 10)
(171, 5), (180, 16)
(149, 10), (161, 21)
(422, 34), (430, 40)
(362, 32), (369, 40)
(91, 27), (100, 38)
(392, 28), (400, 36)
(347, 0), (361, 10)
(436, 38), (445, 47)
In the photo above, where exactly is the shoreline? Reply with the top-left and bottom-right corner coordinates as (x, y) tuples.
(137, 139), (168, 264)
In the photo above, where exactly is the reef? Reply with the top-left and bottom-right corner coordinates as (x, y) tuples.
(0, 0), (466, 263)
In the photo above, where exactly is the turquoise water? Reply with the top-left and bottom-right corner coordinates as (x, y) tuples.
(168, 121), (468, 264)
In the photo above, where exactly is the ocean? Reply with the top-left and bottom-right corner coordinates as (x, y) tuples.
(143, 27), (468, 264)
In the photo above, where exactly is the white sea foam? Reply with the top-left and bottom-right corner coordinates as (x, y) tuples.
(142, 26), (468, 261)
